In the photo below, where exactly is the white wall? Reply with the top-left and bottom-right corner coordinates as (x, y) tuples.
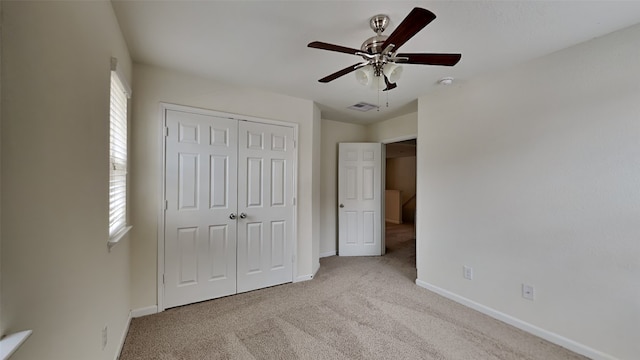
(417, 23), (640, 360)
(1, 2), (132, 360)
(368, 112), (417, 142)
(130, 64), (319, 309)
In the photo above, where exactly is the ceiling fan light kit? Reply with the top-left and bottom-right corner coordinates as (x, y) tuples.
(308, 7), (461, 92)
(355, 63), (403, 90)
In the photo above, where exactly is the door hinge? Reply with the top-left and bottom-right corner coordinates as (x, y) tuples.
(293, 140), (296, 149)
(164, 200), (168, 210)
(162, 274), (165, 284)
(292, 197), (296, 206)
(164, 127), (169, 137)
(292, 254), (295, 263)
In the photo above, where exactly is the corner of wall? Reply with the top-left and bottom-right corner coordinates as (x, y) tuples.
(311, 104), (322, 267)
(0, 0), (4, 336)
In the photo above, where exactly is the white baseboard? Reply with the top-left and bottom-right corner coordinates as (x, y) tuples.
(320, 250), (336, 258)
(294, 273), (313, 282)
(131, 305), (158, 318)
(115, 312), (132, 360)
(415, 280), (617, 360)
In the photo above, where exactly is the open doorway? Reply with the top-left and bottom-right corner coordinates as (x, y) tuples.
(384, 139), (417, 268)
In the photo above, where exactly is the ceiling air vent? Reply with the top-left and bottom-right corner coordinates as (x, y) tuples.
(348, 102), (378, 112)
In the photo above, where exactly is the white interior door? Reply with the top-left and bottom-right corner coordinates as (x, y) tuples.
(237, 121), (295, 293)
(164, 110), (238, 308)
(338, 143), (383, 256)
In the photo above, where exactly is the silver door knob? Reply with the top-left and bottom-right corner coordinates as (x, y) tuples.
(339, 204), (344, 208)
(239, 212), (247, 219)
(229, 213), (237, 220)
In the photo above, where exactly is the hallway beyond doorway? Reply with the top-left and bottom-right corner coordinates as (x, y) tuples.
(385, 222), (416, 269)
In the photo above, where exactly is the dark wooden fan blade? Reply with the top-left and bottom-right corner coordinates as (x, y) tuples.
(318, 63), (360, 83)
(308, 41), (361, 55)
(396, 53), (461, 66)
(381, 7), (436, 52)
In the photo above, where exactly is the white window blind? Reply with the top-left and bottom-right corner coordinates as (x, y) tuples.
(109, 63), (131, 244)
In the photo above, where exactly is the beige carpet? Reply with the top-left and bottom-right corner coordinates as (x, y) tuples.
(120, 223), (586, 360)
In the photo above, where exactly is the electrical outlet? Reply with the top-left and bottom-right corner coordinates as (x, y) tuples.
(102, 325), (108, 350)
(463, 266), (473, 280)
(522, 284), (535, 300)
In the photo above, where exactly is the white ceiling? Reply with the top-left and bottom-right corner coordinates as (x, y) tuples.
(112, 0), (640, 125)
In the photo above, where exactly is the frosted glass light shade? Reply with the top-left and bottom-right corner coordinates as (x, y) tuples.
(383, 63), (403, 83)
(355, 65), (374, 86)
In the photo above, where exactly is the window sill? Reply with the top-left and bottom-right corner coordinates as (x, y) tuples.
(108, 225), (132, 251)
(1, 330), (32, 360)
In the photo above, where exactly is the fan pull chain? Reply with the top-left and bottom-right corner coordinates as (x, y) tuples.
(377, 88), (380, 111)
(386, 89), (389, 108)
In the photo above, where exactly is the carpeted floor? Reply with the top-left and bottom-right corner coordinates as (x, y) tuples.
(120, 223), (586, 360)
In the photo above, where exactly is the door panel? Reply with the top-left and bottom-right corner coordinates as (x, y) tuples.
(247, 157), (263, 207)
(345, 211), (358, 244)
(338, 143), (383, 256)
(246, 222), (263, 274)
(271, 160), (285, 206)
(178, 153), (198, 210)
(208, 225), (229, 280)
(209, 156), (228, 208)
(177, 227), (198, 285)
(237, 121), (294, 293)
(271, 221), (286, 269)
(165, 110), (238, 308)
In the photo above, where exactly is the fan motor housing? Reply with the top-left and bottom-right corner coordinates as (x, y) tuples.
(361, 35), (388, 54)
(362, 14), (390, 54)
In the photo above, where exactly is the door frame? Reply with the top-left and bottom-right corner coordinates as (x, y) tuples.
(381, 134), (417, 262)
(337, 142), (384, 256)
(156, 102), (299, 312)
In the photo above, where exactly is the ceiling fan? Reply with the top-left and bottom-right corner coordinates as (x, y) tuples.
(308, 7), (461, 91)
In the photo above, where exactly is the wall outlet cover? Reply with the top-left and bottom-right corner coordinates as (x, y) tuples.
(463, 266), (473, 280)
(102, 326), (108, 350)
(522, 284), (535, 300)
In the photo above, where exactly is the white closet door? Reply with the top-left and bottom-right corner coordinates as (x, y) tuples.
(164, 110), (238, 308)
(237, 121), (295, 293)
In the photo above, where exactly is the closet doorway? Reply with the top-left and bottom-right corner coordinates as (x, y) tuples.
(160, 105), (297, 309)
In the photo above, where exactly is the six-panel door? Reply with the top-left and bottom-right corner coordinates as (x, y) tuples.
(237, 121), (295, 293)
(338, 143), (383, 256)
(164, 110), (239, 308)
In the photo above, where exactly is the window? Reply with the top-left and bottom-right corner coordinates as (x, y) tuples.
(109, 58), (132, 246)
